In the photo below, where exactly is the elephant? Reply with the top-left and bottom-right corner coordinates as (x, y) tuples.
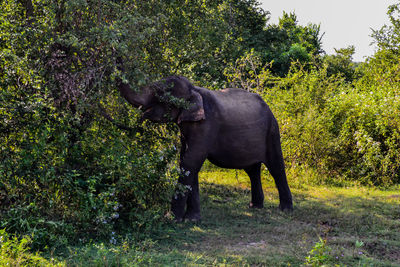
(117, 75), (293, 222)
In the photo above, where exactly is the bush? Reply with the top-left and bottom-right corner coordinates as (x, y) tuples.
(0, 90), (179, 249)
(326, 84), (400, 185)
(0, 0), (182, 249)
(0, 229), (64, 266)
(226, 53), (400, 186)
(276, 64), (400, 185)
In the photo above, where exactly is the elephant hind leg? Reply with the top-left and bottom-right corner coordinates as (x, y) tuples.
(265, 128), (293, 211)
(244, 163), (264, 208)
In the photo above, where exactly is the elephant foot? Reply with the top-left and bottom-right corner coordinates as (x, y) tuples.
(174, 217), (184, 223)
(171, 199), (186, 223)
(279, 201), (293, 212)
(249, 202), (264, 209)
(184, 212), (202, 223)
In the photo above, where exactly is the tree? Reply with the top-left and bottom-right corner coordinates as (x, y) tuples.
(359, 2), (400, 87)
(258, 12), (324, 76)
(0, 0), (280, 248)
(0, 0), (179, 248)
(371, 2), (400, 54)
(323, 46), (359, 82)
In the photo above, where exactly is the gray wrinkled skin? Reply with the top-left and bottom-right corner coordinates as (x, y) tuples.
(118, 76), (293, 222)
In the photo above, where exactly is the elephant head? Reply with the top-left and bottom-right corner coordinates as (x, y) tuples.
(118, 76), (205, 123)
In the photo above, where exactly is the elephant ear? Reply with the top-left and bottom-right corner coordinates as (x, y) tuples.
(177, 90), (205, 123)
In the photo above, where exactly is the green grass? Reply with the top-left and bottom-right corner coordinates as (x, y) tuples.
(10, 169), (400, 266)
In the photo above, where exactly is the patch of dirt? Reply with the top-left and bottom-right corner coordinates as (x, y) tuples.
(229, 240), (268, 252)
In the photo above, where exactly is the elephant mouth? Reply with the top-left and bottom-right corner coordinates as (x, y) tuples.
(139, 105), (154, 116)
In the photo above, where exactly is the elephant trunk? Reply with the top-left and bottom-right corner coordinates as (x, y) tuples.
(115, 57), (153, 108)
(117, 81), (153, 108)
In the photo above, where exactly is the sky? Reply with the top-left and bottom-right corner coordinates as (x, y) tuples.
(259, 0), (398, 62)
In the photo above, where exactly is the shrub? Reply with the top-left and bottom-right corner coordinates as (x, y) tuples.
(0, 0), (181, 249)
(226, 54), (400, 186)
(0, 90), (179, 248)
(0, 229), (64, 266)
(305, 237), (331, 266)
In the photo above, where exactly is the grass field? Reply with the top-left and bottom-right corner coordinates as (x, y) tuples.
(3, 169), (400, 266)
(60, 169), (400, 266)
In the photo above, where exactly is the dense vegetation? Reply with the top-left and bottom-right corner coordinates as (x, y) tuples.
(1, 0), (399, 263)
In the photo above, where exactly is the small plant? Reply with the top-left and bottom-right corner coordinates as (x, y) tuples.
(305, 237), (332, 266)
(0, 229), (63, 266)
(354, 240), (365, 258)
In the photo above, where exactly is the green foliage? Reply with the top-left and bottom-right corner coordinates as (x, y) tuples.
(1, 0), (326, 251)
(224, 49), (277, 92)
(261, 12), (324, 76)
(0, 229), (64, 266)
(305, 237), (331, 266)
(327, 85), (400, 185)
(323, 46), (361, 82)
(160, 0), (269, 87)
(278, 64), (400, 185)
(227, 47), (400, 186)
(0, 0), (180, 249)
(371, 2), (400, 53)
(0, 90), (179, 247)
(266, 64), (341, 181)
(1, 0), (400, 259)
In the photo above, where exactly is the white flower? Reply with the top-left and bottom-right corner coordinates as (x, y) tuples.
(110, 236), (117, 245)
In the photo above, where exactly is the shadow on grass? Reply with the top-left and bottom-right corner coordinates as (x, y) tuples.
(154, 182), (400, 265)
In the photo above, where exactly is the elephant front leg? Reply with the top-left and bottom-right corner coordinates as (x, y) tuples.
(171, 177), (190, 222)
(184, 173), (201, 222)
(171, 144), (207, 222)
(171, 168), (202, 222)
